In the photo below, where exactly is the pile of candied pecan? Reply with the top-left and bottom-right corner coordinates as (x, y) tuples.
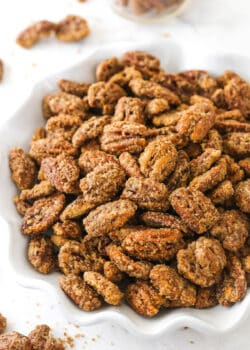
(9, 51), (250, 317)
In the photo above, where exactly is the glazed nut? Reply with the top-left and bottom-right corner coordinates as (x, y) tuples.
(28, 236), (56, 274)
(96, 57), (122, 82)
(84, 271), (124, 306)
(83, 199), (137, 237)
(119, 152), (142, 178)
(109, 66), (142, 87)
(46, 113), (82, 140)
(78, 149), (118, 174)
(13, 196), (32, 216)
(146, 98), (170, 116)
(20, 180), (55, 201)
(235, 179), (250, 213)
(195, 287), (218, 309)
(169, 187), (219, 234)
(103, 261), (123, 283)
(55, 15), (90, 42)
(122, 228), (184, 262)
(0, 332), (32, 350)
(190, 148), (222, 177)
(209, 180), (234, 205)
(60, 274), (102, 311)
(121, 176), (170, 211)
(223, 132), (250, 157)
(121, 51), (160, 78)
(113, 96), (145, 124)
(16, 20), (56, 48)
(167, 150), (190, 192)
(28, 324), (61, 350)
(58, 79), (90, 97)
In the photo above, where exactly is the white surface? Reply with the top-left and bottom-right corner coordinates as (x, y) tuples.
(0, 0), (250, 348)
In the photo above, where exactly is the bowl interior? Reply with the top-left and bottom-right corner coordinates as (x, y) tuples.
(0, 40), (249, 337)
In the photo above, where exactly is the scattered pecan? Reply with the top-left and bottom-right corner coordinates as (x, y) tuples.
(16, 20), (56, 48)
(0, 332), (32, 350)
(55, 15), (89, 42)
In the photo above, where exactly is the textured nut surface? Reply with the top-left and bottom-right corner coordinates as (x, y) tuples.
(28, 236), (55, 274)
(122, 228), (184, 261)
(125, 281), (165, 317)
(195, 287), (218, 309)
(109, 66), (142, 87)
(46, 113), (82, 140)
(150, 265), (196, 307)
(190, 148), (222, 177)
(96, 57), (122, 81)
(121, 51), (160, 78)
(235, 179), (250, 213)
(84, 271), (124, 305)
(177, 237), (227, 287)
(20, 181), (55, 201)
(169, 187), (219, 234)
(167, 150), (190, 192)
(28, 325), (51, 350)
(119, 152), (142, 177)
(9, 148), (37, 190)
(209, 180), (234, 205)
(51, 220), (82, 247)
(58, 79), (90, 97)
(106, 244), (152, 279)
(224, 76), (250, 117)
(211, 210), (249, 253)
(113, 97), (145, 124)
(41, 155), (80, 194)
(217, 255), (247, 306)
(78, 149), (117, 174)
(83, 199), (137, 237)
(100, 121), (147, 155)
(146, 98), (170, 116)
(239, 157), (250, 175)
(16, 20), (55, 48)
(60, 274), (102, 311)
(223, 132), (250, 157)
(176, 102), (216, 142)
(56, 15), (89, 42)
(139, 137), (177, 181)
(0, 332), (32, 350)
(13, 196), (32, 216)
(103, 261), (123, 283)
(72, 115), (111, 148)
(21, 194), (65, 235)
(201, 129), (223, 151)
(60, 195), (96, 221)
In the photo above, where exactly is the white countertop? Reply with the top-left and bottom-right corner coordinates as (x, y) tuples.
(0, 0), (250, 348)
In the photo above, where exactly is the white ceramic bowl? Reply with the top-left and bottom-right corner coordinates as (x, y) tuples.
(1, 40), (250, 338)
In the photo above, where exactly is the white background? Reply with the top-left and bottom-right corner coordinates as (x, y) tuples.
(0, 0), (250, 348)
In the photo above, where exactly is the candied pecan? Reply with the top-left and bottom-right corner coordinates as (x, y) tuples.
(81, 234), (111, 256)
(169, 187), (219, 234)
(152, 110), (181, 128)
(217, 255), (247, 306)
(58, 240), (104, 275)
(122, 228), (184, 261)
(201, 129), (223, 151)
(28, 325), (50, 350)
(60, 195), (95, 221)
(46, 113), (82, 140)
(224, 77), (250, 117)
(125, 281), (166, 317)
(41, 154), (80, 194)
(121, 177), (169, 211)
(80, 138), (100, 152)
(190, 148), (222, 177)
(29, 137), (77, 164)
(20, 181), (55, 201)
(58, 79), (90, 97)
(176, 102), (216, 142)
(139, 136), (177, 181)
(55, 15), (89, 42)
(13, 196), (31, 216)
(215, 120), (250, 133)
(87, 82), (126, 114)
(183, 142), (202, 159)
(108, 225), (146, 243)
(129, 78), (180, 105)
(190, 94), (214, 106)
(239, 157), (250, 175)
(223, 132), (250, 157)
(113, 97), (145, 124)
(100, 121), (147, 155)
(21, 193), (65, 235)
(216, 109), (244, 122)
(59, 274), (102, 311)
(147, 128), (189, 149)
(16, 20), (56, 48)
(177, 237), (226, 287)
(179, 70), (217, 97)
(109, 66), (142, 87)
(32, 127), (46, 142)
(242, 256), (250, 274)
(119, 152), (142, 177)
(211, 88), (227, 108)
(211, 210), (249, 252)
(84, 271), (124, 305)
(167, 150), (190, 192)
(0, 332), (32, 350)
(42, 92), (87, 119)
(83, 199), (137, 237)
(72, 115), (111, 148)
(121, 51), (160, 79)
(140, 212), (190, 235)
(195, 286), (218, 309)
(235, 179), (250, 213)
(145, 98), (170, 116)
(0, 59), (3, 82)
(189, 157), (227, 192)
(9, 147), (37, 190)
(28, 235), (56, 274)
(209, 180), (234, 205)
(0, 314), (6, 334)
(96, 57), (122, 81)
(106, 244), (152, 279)
(104, 261), (123, 283)
(224, 155), (244, 183)
(78, 149), (117, 174)
(80, 161), (125, 205)
(150, 265), (196, 307)
(51, 220), (81, 247)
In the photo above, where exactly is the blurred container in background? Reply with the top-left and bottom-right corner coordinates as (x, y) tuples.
(111, 0), (189, 23)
